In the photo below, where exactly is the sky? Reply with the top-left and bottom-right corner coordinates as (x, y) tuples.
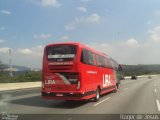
(1, 0), (160, 68)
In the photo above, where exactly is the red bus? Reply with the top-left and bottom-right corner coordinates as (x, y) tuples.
(41, 42), (122, 101)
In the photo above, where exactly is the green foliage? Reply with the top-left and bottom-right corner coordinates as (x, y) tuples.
(122, 64), (160, 76)
(0, 61), (6, 71)
(0, 60), (2, 69)
(0, 61), (3, 76)
(0, 71), (42, 83)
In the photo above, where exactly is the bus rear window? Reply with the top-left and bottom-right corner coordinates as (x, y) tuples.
(46, 45), (77, 62)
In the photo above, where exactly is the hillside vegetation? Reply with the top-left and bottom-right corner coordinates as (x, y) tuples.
(0, 71), (42, 83)
(0, 64), (160, 83)
(122, 64), (160, 76)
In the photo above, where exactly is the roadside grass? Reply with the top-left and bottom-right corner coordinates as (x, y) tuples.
(0, 71), (42, 83)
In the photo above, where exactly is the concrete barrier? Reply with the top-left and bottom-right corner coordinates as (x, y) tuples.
(124, 74), (159, 80)
(0, 82), (41, 91)
(124, 76), (131, 79)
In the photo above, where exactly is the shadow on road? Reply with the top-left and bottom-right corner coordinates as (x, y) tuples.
(10, 95), (89, 109)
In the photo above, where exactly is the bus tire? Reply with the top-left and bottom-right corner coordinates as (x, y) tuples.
(113, 85), (118, 93)
(117, 83), (120, 89)
(94, 88), (100, 102)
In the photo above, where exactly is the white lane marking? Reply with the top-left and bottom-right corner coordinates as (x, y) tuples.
(156, 99), (160, 112)
(124, 88), (128, 91)
(94, 97), (111, 106)
(155, 89), (157, 93)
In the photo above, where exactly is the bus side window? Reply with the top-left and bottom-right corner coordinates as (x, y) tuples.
(105, 59), (112, 68)
(102, 57), (106, 67)
(97, 55), (105, 67)
(105, 58), (109, 68)
(81, 49), (88, 64)
(81, 49), (96, 66)
(97, 55), (101, 66)
(111, 61), (116, 69)
(88, 51), (96, 66)
(95, 54), (98, 66)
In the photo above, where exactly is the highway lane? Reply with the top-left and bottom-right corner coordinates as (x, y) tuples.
(0, 87), (40, 97)
(0, 77), (160, 117)
(89, 77), (159, 114)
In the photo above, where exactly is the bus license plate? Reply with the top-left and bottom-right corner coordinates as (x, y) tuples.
(56, 94), (63, 96)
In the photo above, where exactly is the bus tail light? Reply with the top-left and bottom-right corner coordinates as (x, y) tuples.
(77, 81), (80, 89)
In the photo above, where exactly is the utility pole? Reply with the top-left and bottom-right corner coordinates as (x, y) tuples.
(116, 32), (120, 41)
(9, 48), (13, 77)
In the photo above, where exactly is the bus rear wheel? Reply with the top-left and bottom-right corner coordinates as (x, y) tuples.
(113, 85), (118, 93)
(94, 88), (100, 102)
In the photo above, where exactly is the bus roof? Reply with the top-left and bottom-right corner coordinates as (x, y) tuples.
(45, 42), (118, 64)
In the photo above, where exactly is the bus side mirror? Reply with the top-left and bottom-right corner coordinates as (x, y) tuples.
(118, 64), (122, 71)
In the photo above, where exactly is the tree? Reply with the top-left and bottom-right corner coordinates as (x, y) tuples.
(0, 60), (2, 69)
(0, 60), (2, 76)
(0, 60), (4, 71)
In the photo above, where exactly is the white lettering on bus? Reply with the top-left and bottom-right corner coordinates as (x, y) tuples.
(45, 80), (55, 85)
(87, 71), (97, 74)
(48, 54), (75, 59)
(48, 61), (73, 65)
(103, 74), (111, 87)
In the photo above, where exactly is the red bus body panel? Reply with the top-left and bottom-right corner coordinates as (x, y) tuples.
(41, 42), (118, 100)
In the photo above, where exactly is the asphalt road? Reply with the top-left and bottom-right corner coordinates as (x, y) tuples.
(0, 76), (160, 120)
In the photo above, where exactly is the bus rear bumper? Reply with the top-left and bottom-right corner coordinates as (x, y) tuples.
(41, 91), (95, 100)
